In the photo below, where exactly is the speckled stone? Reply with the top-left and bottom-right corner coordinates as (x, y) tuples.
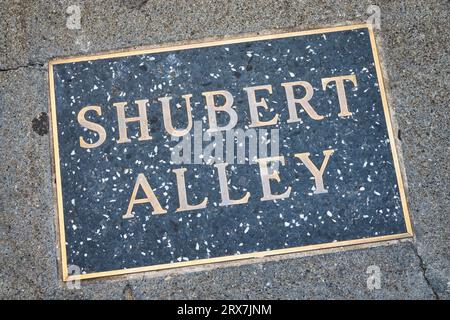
(52, 27), (410, 276)
(0, 0), (448, 299)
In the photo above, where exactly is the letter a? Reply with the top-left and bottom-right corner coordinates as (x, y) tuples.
(123, 173), (167, 219)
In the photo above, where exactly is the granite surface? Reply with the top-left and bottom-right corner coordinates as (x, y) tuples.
(0, 0), (448, 299)
(52, 27), (409, 276)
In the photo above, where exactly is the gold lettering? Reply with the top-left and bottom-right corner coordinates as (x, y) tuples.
(202, 90), (237, 132)
(214, 163), (250, 206)
(255, 156), (291, 201)
(77, 106), (107, 148)
(114, 99), (152, 143)
(294, 149), (334, 194)
(281, 81), (324, 122)
(123, 173), (167, 219)
(173, 168), (208, 212)
(321, 75), (357, 117)
(243, 85), (279, 128)
(159, 95), (193, 137)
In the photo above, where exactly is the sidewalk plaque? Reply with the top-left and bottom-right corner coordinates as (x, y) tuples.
(49, 24), (413, 281)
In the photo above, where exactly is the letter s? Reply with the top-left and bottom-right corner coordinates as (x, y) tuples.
(77, 106), (107, 148)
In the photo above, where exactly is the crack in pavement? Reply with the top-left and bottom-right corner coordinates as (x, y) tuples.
(411, 243), (440, 299)
(0, 63), (46, 72)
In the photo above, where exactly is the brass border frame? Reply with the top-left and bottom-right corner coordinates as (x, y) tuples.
(48, 23), (413, 282)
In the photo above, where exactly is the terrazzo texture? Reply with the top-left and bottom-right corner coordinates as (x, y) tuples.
(0, 0), (448, 299)
(52, 28), (409, 275)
